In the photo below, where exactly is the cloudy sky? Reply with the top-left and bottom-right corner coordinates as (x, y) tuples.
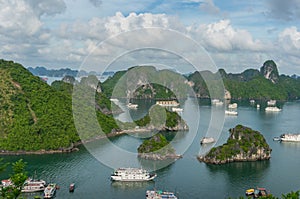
(1, 0), (300, 75)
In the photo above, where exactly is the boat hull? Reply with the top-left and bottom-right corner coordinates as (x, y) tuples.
(111, 174), (157, 182)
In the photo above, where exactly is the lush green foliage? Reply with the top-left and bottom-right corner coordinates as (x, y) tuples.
(0, 60), (187, 151)
(188, 60), (300, 100)
(224, 76), (288, 100)
(0, 159), (28, 199)
(101, 70), (126, 98)
(134, 83), (176, 99)
(101, 66), (189, 99)
(137, 133), (175, 155)
(0, 60), (80, 151)
(206, 125), (271, 161)
(135, 106), (180, 128)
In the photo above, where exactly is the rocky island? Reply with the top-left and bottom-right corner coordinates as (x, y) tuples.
(198, 125), (271, 164)
(138, 133), (182, 160)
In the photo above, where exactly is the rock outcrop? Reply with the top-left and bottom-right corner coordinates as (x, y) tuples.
(260, 60), (279, 84)
(138, 133), (181, 160)
(198, 125), (272, 164)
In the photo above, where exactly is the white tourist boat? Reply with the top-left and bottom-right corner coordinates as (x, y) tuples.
(43, 183), (57, 198)
(200, 137), (215, 144)
(156, 100), (179, 107)
(211, 99), (223, 106)
(225, 110), (238, 116)
(172, 107), (183, 112)
(21, 178), (47, 193)
(127, 103), (138, 109)
(228, 103), (238, 109)
(146, 190), (178, 199)
(265, 106), (281, 112)
(110, 168), (157, 182)
(280, 134), (300, 142)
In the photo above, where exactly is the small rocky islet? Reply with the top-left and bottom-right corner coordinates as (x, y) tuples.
(198, 125), (272, 164)
(137, 133), (182, 160)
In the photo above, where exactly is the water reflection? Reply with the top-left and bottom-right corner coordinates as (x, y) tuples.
(111, 181), (154, 190)
(280, 142), (300, 149)
(138, 157), (176, 172)
(205, 160), (270, 185)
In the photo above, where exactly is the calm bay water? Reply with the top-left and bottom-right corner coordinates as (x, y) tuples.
(1, 99), (300, 199)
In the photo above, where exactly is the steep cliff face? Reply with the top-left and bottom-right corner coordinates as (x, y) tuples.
(260, 60), (279, 84)
(198, 125), (271, 164)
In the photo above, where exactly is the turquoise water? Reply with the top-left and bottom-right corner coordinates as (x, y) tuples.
(1, 99), (300, 199)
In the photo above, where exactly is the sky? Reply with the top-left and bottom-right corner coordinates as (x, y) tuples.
(1, 0), (300, 75)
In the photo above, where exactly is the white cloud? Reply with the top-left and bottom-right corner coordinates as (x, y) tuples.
(0, 0), (42, 36)
(189, 20), (266, 52)
(278, 27), (300, 54)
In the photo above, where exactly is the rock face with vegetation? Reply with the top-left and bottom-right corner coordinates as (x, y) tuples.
(198, 125), (271, 164)
(0, 59), (80, 151)
(260, 60), (279, 84)
(0, 59), (189, 153)
(101, 66), (190, 99)
(134, 105), (188, 131)
(138, 133), (181, 160)
(189, 60), (300, 100)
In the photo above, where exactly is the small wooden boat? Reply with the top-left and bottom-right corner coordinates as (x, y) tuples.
(245, 188), (255, 196)
(69, 183), (75, 192)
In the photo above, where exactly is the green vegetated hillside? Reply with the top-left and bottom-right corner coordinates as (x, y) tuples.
(101, 66), (190, 99)
(138, 133), (175, 155)
(0, 59), (188, 151)
(0, 60), (123, 151)
(0, 60), (79, 151)
(188, 60), (300, 100)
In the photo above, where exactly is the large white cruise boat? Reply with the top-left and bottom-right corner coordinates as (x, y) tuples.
(280, 134), (300, 142)
(21, 178), (47, 193)
(110, 168), (157, 182)
(265, 106), (281, 112)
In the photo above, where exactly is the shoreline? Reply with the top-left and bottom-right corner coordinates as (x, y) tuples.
(0, 127), (187, 156)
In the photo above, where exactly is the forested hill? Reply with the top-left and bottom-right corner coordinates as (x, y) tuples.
(0, 59), (81, 151)
(188, 60), (300, 100)
(0, 60), (122, 151)
(0, 60), (188, 152)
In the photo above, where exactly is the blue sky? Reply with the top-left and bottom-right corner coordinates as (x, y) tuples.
(1, 0), (300, 75)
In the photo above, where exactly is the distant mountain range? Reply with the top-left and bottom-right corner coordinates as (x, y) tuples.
(27, 66), (115, 77)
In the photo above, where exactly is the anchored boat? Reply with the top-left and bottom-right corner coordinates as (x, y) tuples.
(43, 183), (57, 198)
(146, 190), (178, 199)
(111, 168), (157, 182)
(280, 133), (300, 142)
(21, 178), (47, 193)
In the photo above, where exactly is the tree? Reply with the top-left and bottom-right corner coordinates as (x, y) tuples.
(0, 159), (28, 199)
